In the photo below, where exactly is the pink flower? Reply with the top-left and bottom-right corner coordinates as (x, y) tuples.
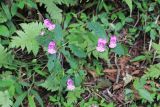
(109, 36), (117, 48)
(67, 78), (75, 91)
(48, 41), (56, 54)
(44, 19), (55, 31)
(96, 38), (107, 52)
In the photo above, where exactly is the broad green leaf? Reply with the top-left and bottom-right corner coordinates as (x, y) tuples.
(124, 0), (132, 14)
(0, 11), (7, 23)
(130, 55), (146, 62)
(112, 43), (128, 56)
(150, 29), (157, 40)
(54, 24), (63, 41)
(0, 25), (10, 37)
(0, 79), (14, 88)
(1, 2), (11, 20)
(98, 49), (109, 61)
(13, 92), (27, 107)
(87, 22), (106, 39)
(69, 44), (86, 58)
(138, 89), (153, 102)
(11, 3), (18, 16)
(61, 49), (78, 69)
(28, 95), (36, 107)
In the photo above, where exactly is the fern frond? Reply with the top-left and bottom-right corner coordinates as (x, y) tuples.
(40, 0), (62, 23)
(0, 44), (13, 68)
(40, 75), (60, 92)
(10, 22), (44, 56)
(39, 0), (77, 23)
(143, 64), (160, 80)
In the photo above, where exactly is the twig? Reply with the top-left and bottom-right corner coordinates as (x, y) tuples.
(151, 15), (160, 63)
(134, 11), (139, 27)
(115, 54), (120, 83)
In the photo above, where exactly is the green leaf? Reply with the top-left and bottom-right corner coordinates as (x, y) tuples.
(67, 87), (84, 104)
(150, 29), (157, 40)
(0, 11), (8, 23)
(54, 24), (63, 41)
(0, 44), (13, 68)
(138, 89), (153, 102)
(41, 0), (62, 23)
(30, 90), (44, 107)
(1, 2), (12, 20)
(28, 95), (36, 107)
(130, 55), (146, 62)
(69, 44), (86, 58)
(13, 92), (27, 107)
(0, 79), (14, 88)
(10, 22), (44, 55)
(115, 22), (123, 31)
(61, 49), (78, 69)
(152, 43), (160, 54)
(47, 54), (56, 71)
(11, 3), (18, 16)
(98, 49), (109, 61)
(112, 43), (128, 56)
(143, 64), (160, 79)
(0, 25), (10, 37)
(40, 75), (61, 92)
(124, 0), (132, 14)
(0, 91), (13, 107)
(87, 22), (106, 39)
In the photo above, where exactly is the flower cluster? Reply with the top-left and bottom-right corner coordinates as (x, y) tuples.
(96, 38), (107, 52)
(44, 19), (55, 31)
(67, 78), (75, 91)
(96, 36), (117, 52)
(109, 35), (117, 48)
(48, 41), (57, 54)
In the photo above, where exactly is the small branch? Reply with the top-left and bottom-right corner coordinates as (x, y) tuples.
(151, 15), (160, 63)
(134, 11), (139, 27)
(115, 54), (120, 83)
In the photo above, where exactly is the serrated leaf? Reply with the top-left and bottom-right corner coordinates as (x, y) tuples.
(138, 89), (153, 102)
(143, 64), (160, 79)
(87, 22), (106, 39)
(69, 44), (86, 58)
(40, 75), (60, 92)
(10, 22), (44, 55)
(0, 91), (13, 107)
(54, 24), (63, 41)
(40, 0), (62, 23)
(112, 43), (128, 56)
(61, 49), (78, 69)
(98, 49), (109, 61)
